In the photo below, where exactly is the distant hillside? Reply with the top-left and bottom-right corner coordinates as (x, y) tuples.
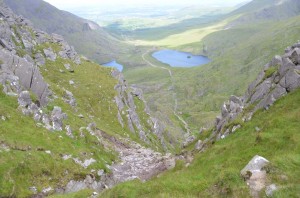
(123, 0), (300, 139)
(228, 0), (300, 26)
(3, 0), (135, 64)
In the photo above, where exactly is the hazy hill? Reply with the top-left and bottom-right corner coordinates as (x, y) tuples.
(4, 0), (134, 64)
(229, 0), (300, 26)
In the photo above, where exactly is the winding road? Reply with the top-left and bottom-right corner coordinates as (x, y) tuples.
(142, 49), (191, 134)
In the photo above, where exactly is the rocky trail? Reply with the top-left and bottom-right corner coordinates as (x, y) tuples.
(100, 130), (176, 189)
(142, 49), (191, 134)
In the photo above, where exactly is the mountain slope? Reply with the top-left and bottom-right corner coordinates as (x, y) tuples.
(3, 0), (135, 64)
(101, 42), (300, 197)
(0, 4), (173, 197)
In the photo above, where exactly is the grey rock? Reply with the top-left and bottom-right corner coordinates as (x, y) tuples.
(65, 175), (102, 193)
(87, 123), (97, 135)
(265, 184), (278, 197)
(284, 69), (300, 91)
(250, 79), (272, 103)
(290, 48), (300, 65)
(51, 106), (67, 131)
(64, 90), (76, 107)
(35, 53), (45, 66)
(65, 125), (74, 138)
(42, 186), (53, 194)
(18, 91), (32, 107)
(62, 154), (72, 161)
(0, 49), (50, 106)
(97, 170), (104, 177)
(73, 158), (96, 169)
(29, 186), (37, 194)
(240, 155), (269, 178)
(24, 54), (34, 64)
(194, 140), (203, 151)
(64, 63), (74, 72)
(232, 125), (241, 132)
(69, 80), (75, 85)
(278, 57), (295, 77)
(117, 111), (124, 127)
(0, 38), (12, 51)
(43, 48), (57, 61)
(183, 135), (195, 148)
(65, 180), (87, 193)
(241, 155), (270, 197)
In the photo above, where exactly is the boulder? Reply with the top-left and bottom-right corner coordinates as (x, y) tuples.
(64, 90), (76, 107)
(250, 80), (272, 104)
(278, 57), (295, 77)
(265, 184), (278, 197)
(51, 106), (67, 131)
(64, 63), (74, 72)
(43, 48), (57, 61)
(194, 140), (203, 151)
(241, 155), (269, 178)
(284, 69), (300, 91)
(289, 48), (300, 65)
(183, 135), (195, 148)
(18, 91), (32, 107)
(65, 125), (74, 138)
(35, 53), (45, 66)
(241, 155), (270, 198)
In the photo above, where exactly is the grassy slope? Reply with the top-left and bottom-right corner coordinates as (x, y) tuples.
(101, 88), (300, 198)
(0, 89), (115, 197)
(0, 39), (165, 196)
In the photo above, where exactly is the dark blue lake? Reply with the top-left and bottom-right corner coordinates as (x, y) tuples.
(102, 60), (123, 72)
(152, 50), (211, 67)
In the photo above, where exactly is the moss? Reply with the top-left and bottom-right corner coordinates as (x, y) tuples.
(11, 25), (25, 49)
(264, 66), (278, 80)
(16, 48), (27, 57)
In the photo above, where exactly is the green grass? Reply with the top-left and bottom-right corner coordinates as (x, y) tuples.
(101, 88), (300, 198)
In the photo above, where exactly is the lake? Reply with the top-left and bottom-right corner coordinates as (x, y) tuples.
(102, 60), (123, 72)
(152, 49), (211, 67)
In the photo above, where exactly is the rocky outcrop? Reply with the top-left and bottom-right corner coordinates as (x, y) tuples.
(0, 5), (81, 133)
(112, 70), (167, 149)
(0, 49), (50, 106)
(211, 41), (300, 140)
